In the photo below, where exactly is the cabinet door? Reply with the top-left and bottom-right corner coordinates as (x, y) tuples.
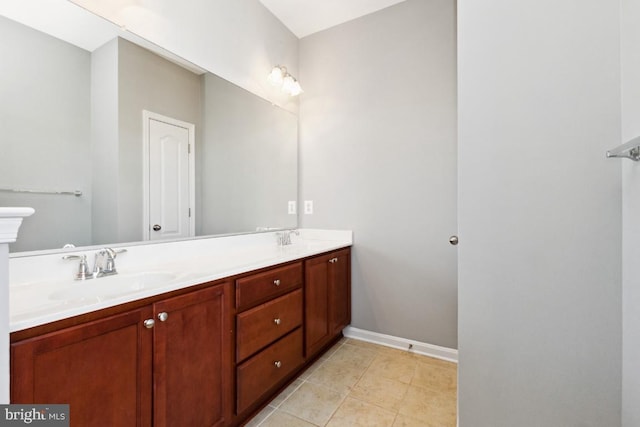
(153, 282), (232, 427)
(329, 249), (351, 335)
(304, 254), (331, 358)
(11, 308), (153, 427)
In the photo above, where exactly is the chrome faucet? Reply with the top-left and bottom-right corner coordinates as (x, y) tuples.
(62, 254), (92, 280)
(63, 247), (127, 280)
(93, 248), (119, 277)
(277, 230), (299, 246)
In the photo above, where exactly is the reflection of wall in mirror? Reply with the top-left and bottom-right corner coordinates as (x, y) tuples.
(0, 16), (92, 253)
(200, 74), (298, 236)
(1, 14), (202, 252)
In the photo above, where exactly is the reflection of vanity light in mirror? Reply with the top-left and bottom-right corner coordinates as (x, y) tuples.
(268, 65), (303, 96)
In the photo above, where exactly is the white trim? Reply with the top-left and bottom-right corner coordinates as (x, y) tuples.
(142, 110), (196, 241)
(1, 208), (33, 403)
(343, 326), (458, 363)
(0, 208), (35, 244)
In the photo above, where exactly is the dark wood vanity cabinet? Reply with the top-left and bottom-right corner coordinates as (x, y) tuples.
(304, 248), (351, 359)
(11, 282), (233, 427)
(10, 247), (351, 427)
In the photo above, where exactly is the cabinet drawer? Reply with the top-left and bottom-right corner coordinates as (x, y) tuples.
(237, 289), (302, 362)
(236, 262), (302, 310)
(236, 328), (303, 414)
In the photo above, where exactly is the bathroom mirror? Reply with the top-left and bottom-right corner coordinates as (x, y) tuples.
(0, 3), (298, 254)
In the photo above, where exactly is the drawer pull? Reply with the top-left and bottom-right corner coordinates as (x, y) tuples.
(273, 279), (281, 286)
(273, 318), (281, 325)
(274, 361), (282, 368)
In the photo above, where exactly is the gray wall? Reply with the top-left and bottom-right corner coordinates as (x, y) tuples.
(0, 16), (92, 252)
(299, 0), (458, 349)
(91, 38), (119, 246)
(200, 73), (297, 235)
(117, 38), (202, 243)
(458, 1), (622, 426)
(621, 0), (640, 425)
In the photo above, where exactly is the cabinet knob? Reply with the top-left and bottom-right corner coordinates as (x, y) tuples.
(274, 361), (282, 368)
(273, 318), (281, 325)
(143, 319), (155, 329)
(273, 279), (281, 286)
(158, 312), (169, 322)
(329, 257), (338, 263)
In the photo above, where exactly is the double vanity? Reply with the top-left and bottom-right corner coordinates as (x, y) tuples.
(8, 229), (352, 426)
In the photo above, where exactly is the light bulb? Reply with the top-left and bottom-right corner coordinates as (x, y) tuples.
(289, 81), (303, 96)
(281, 75), (295, 94)
(268, 66), (284, 86)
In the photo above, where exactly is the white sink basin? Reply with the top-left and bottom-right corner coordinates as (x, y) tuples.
(48, 272), (178, 302)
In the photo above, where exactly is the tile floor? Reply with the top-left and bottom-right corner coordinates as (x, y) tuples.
(244, 338), (457, 427)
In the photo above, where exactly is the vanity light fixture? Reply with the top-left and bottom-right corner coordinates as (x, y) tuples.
(268, 65), (303, 96)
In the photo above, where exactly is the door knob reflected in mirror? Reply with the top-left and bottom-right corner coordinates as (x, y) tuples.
(449, 235), (459, 246)
(153, 224), (162, 231)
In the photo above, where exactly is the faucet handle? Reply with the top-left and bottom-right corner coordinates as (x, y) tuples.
(62, 254), (92, 280)
(100, 248), (126, 275)
(113, 248), (127, 257)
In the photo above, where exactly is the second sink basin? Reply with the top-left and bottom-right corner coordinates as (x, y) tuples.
(49, 272), (178, 302)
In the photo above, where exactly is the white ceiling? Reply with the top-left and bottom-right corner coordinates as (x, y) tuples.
(258, 0), (408, 38)
(0, 0), (118, 51)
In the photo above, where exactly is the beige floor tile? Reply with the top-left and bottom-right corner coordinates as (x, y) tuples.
(270, 379), (305, 407)
(415, 355), (458, 370)
(412, 360), (457, 393)
(349, 370), (409, 412)
(307, 358), (367, 394)
(279, 382), (345, 426)
(297, 357), (326, 380)
(376, 346), (415, 358)
(398, 385), (457, 426)
(328, 343), (377, 369)
(244, 339), (458, 427)
(367, 352), (418, 384)
(243, 405), (275, 427)
(326, 397), (396, 427)
(344, 338), (384, 352)
(260, 409), (319, 427)
(392, 413), (450, 427)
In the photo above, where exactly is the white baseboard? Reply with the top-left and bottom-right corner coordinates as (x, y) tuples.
(343, 326), (458, 363)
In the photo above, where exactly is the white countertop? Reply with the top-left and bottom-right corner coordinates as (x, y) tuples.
(9, 229), (352, 332)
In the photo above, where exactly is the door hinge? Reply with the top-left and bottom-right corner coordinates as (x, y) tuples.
(188, 144), (191, 154)
(188, 208), (191, 217)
